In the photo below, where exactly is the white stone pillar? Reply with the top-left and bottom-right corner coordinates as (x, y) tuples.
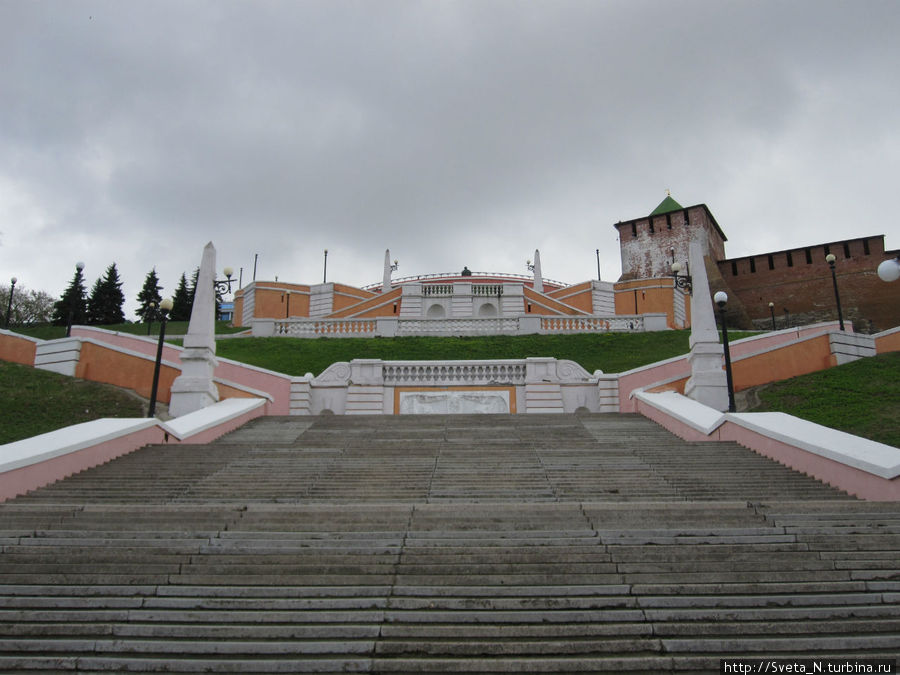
(382, 249), (392, 293)
(683, 237), (728, 411)
(169, 241), (220, 417)
(532, 249), (544, 294)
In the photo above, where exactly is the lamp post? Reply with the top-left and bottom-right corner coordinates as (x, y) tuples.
(323, 249), (328, 284)
(714, 291), (736, 413)
(145, 301), (157, 336)
(284, 290), (291, 318)
(596, 249), (601, 280)
(148, 297), (173, 418)
(5, 277), (16, 329)
(768, 302), (776, 331)
(670, 262), (693, 295)
(877, 256), (900, 283)
(66, 262), (85, 338)
(825, 253), (845, 331)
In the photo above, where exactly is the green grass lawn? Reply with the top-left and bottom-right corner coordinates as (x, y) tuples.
(13, 321), (245, 340)
(212, 331), (727, 377)
(0, 361), (144, 445)
(748, 351), (900, 448)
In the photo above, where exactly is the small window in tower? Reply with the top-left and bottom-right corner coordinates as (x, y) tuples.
(824, 245), (831, 256)
(749, 258), (756, 273)
(768, 255), (775, 270)
(787, 251), (794, 267)
(805, 248), (812, 264)
(666, 214), (672, 230)
(731, 261), (738, 276)
(648, 219), (655, 234)
(683, 209), (690, 226)
(863, 239), (871, 255)
(631, 223), (637, 237)
(843, 243), (851, 258)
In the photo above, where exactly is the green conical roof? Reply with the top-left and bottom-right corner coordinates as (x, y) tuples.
(650, 194), (683, 216)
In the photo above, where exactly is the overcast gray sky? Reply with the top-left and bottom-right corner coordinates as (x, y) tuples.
(2, 0), (898, 317)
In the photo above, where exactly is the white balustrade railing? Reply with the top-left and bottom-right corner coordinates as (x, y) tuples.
(397, 318), (519, 335)
(422, 284), (454, 296)
(275, 319), (377, 337)
(472, 284), (504, 296)
(256, 313), (662, 338)
(384, 361), (527, 386)
(541, 316), (644, 332)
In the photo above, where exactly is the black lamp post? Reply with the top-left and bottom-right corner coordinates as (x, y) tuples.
(5, 277), (16, 329)
(825, 253), (845, 331)
(148, 297), (173, 418)
(670, 262), (693, 295)
(595, 249), (601, 280)
(323, 249), (328, 284)
(65, 262), (85, 338)
(284, 290), (291, 318)
(768, 302), (776, 331)
(714, 291), (736, 413)
(145, 301), (157, 336)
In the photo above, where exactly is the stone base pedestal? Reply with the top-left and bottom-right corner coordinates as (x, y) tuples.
(684, 342), (728, 411)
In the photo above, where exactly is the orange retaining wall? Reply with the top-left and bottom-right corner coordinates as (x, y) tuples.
(75, 341), (180, 403)
(0, 331), (38, 365)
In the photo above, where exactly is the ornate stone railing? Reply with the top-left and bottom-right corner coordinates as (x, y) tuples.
(422, 284), (454, 296)
(397, 318), (519, 335)
(254, 314), (667, 338)
(274, 319), (377, 337)
(472, 284), (504, 296)
(541, 316), (645, 332)
(384, 361), (527, 386)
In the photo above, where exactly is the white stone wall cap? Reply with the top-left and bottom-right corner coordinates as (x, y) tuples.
(162, 398), (266, 440)
(726, 412), (900, 479)
(634, 390), (727, 435)
(0, 418), (159, 473)
(0, 329), (44, 344)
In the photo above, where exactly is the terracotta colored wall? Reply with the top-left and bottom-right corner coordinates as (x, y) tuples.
(547, 282), (594, 313)
(233, 293), (245, 326)
(75, 342), (179, 402)
(613, 279), (677, 327)
(328, 287), (402, 318)
(523, 287), (586, 315)
(876, 329), (900, 354)
(730, 334), (834, 391)
(0, 332), (37, 365)
(332, 284), (377, 313)
(254, 286), (311, 319)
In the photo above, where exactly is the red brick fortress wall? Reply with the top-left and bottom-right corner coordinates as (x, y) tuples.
(714, 236), (900, 332)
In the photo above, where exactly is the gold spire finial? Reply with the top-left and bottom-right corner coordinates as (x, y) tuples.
(666, 188), (671, 197)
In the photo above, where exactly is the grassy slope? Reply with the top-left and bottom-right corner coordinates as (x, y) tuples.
(749, 351), (900, 447)
(14, 321), (245, 340)
(212, 332), (715, 377)
(0, 361), (144, 445)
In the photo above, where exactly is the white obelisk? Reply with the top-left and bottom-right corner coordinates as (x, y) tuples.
(168, 241), (220, 417)
(683, 236), (729, 410)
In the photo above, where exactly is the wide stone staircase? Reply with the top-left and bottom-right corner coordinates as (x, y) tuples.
(1, 414), (899, 672)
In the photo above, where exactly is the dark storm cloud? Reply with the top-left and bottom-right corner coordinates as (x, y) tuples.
(1, 0), (898, 308)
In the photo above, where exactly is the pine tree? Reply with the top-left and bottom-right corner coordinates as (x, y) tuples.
(187, 267), (199, 307)
(52, 265), (89, 327)
(136, 268), (163, 321)
(87, 263), (126, 325)
(170, 272), (192, 322)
